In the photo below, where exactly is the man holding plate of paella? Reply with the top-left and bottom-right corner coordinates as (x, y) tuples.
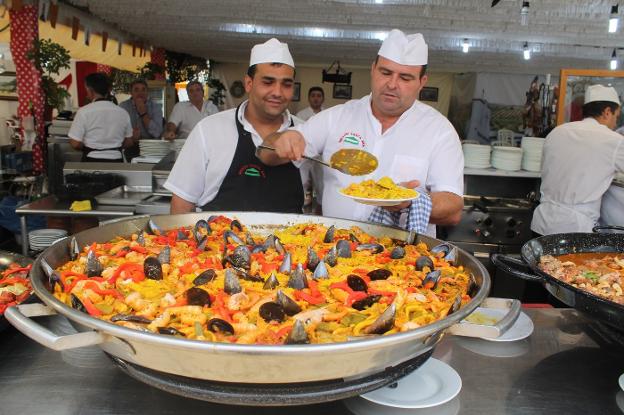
(258, 29), (464, 237)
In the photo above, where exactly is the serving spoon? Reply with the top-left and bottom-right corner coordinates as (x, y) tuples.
(257, 145), (378, 176)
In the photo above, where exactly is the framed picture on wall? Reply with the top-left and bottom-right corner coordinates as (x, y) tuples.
(419, 86), (438, 102)
(333, 84), (352, 99)
(0, 72), (17, 101)
(292, 82), (301, 102)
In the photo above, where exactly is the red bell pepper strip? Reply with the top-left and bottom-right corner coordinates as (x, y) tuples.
(293, 290), (325, 305)
(276, 325), (292, 338)
(80, 296), (102, 316)
(107, 263), (145, 284)
(346, 291), (368, 306)
(2, 264), (32, 277)
(329, 281), (353, 293)
(131, 245), (148, 254)
(0, 276), (29, 286)
(83, 281), (124, 300)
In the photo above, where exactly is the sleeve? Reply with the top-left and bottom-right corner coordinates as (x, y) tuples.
(426, 124), (464, 196)
(168, 103), (183, 127)
(67, 110), (86, 142)
(163, 124), (209, 204)
(614, 138), (624, 172)
(147, 101), (164, 138)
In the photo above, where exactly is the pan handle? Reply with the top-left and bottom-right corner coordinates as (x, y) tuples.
(592, 225), (624, 234)
(447, 297), (521, 339)
(5, 304), (106, 351)
(491, 253), (543, 282)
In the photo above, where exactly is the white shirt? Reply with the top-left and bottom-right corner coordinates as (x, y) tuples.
(295, 94), (464, 236)
(600, 184), (624, 227)
(531, 117), (624, 235)
(168, 100), (219, 139)
(68, 101), (132, 159)
(164, 100), (304, 206)
(296, 106), (324, 121)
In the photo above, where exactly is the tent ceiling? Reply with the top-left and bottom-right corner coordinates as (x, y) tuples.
(63, 0), (624, 74)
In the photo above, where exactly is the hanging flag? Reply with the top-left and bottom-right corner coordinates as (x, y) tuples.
(102, 31), (108, 52)
(84, 25), (90, 45)
(49, 2), (58, 27)
(71, 16), (79, 40)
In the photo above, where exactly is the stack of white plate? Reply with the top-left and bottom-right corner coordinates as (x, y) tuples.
(462, 143), (491, 169)
(28, 228), (67, 251)
(521, 136), (545, 172)
(139, 139), (186, 158)
(491, 146), (523, 171)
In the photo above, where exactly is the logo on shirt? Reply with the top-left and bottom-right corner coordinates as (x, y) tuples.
(338, 132), (367, 148)
(238, 164), (266, 178)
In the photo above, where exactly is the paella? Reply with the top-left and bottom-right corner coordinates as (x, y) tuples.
(47, 216), (472, 345)
(0, 263), (32, 315)
(341, 177), (418, 200)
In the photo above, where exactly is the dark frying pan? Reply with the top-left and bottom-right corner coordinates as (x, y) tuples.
(0, 250), (34, 331)
(491, 231), (624, 331)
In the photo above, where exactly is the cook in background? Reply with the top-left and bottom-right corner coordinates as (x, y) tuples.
(163, 80), (219, 141)
(165, 38), (307, 214)
(296, 86), (326, 213)
(258, 29), (464, 236)
(531, 84), (624, 235)
(119, 79), (164, 161)
(68, 72), (134, 162)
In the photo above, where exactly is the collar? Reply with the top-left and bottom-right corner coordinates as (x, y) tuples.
(237, 99), (292, 134)
(365, 94), (418, 134)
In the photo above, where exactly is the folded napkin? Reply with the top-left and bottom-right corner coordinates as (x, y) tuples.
(368, 192), (432, 233)
(70, 200), (92, 212)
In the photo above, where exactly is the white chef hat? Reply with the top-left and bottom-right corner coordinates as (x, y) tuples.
(584, 84), (620, 106)
(378, 29), (428, 66)
(249, 38), (295, 68)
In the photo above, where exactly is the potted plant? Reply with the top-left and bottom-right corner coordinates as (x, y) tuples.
(27, 39), (71, 119)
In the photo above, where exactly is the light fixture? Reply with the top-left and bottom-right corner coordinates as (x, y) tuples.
(611, 48), (618, 70)
(461, 38), (470, 53)
(523, 42), (531, 60)
(609, 5), (619, 33)
(520, 1), (529, 26)
(375, 0), (384, 3)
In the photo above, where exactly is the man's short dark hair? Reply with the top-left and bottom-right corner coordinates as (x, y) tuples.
(308, 86), (324, 97)
(130, 78), (148, 91)
(85, 72), (111, 97)
(582, 101), (620, 119)
(247, 63), (295, 78)
(374, 55), (427, 78)
(186, 80), (203, 92)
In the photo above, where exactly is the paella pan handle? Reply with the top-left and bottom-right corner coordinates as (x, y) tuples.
(592, 225), (624, 234)
(5, 303), (105, 351)
(447, 297), (521, 339)
(491, 253), (543, 282)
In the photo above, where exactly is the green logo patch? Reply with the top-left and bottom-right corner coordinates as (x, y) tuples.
(244, 168), (261, 177)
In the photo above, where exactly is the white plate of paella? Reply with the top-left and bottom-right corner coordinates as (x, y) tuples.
(339, 177), (420, 207)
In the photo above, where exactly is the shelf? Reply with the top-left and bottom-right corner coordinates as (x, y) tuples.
(464, 168), (541, 178)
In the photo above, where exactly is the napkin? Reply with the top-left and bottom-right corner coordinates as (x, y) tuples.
(368, 192), (432, 233)
(70, 200), (92, 212)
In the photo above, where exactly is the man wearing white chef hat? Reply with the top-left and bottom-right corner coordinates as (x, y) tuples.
(258, 29), (464, 236)
(166, 38), (307, 214)
(531, 84), (624, 235)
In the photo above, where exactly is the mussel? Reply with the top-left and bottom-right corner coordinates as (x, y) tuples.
(347, 274), (368, 292)
(279, 252), (292, 275)
(415, 256), (434, 271)
(143, 256), (163, 280)
(259, 301), (286, 323)
(225, 245), (251, 270)
(287, 264), (308, 290)
(230, 219), (243, 232)
(70, 237), (80, 261)
(390, 246), (406, 259)
(349, 233), (361, 244)
(196, 235), (208, 251)
(148, 219), (162, 235)
(157, 246), (170, 264)
(245, 232), (255, 246)
(263, 273), (280, 290)
(137, 232), (145, 246)
(285, 320), (310, 344)
(111, 314), (152, 324)
(313, 260), (329, 280)
(276, 290), (302, 315)
(41, 258), (64, 291)
(356, 243), (385, 254)
(193, 269), (216, 286)
(232, 267), (264, 282)
(223, 230), (244, 246)
(194, 219), (210, 238)
(324, 246), (338, 267)
(336, 240), (352, 258)
(430, 243), (458, 263)
(70, 294), (87, 313)
(351, 295), (382, 311)
(185, 287), (211, 306)
(158, 327), (185, 336)
(448, 294), (462, 315)
(86, 249), (103, 277)
(323, 225), (335, 243)
(207, 318), (234, 335)
(363, 303), (396, 335)
(224, 269), (242, 294)
(306, 247), (320, 271)
(367, 268), (392, 281)
(274, 237), (286, 255)
(423, 270), (442, 289)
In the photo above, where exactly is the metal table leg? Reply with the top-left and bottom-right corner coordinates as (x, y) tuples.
(20, 215), (28, 256)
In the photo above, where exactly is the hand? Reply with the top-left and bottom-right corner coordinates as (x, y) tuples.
(163, 130), (176, 141)
(134, 97), (147, 114)
(383, 180), (420, 212)
(272, 130), (306, 161)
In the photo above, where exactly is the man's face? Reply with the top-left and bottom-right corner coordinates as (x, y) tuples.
(187, 83), (204, 104)
(370, 56), (427, 117)
(606, 106), (621, 130)
(131, 83), (148, 101)
(308, 90), (324, 110)
(245, 63), (295, 119)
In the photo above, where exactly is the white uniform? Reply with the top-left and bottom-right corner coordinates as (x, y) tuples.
(68, 101), (132, 159)
(600, 184), (624, 227)
(295, 94), (464, 236)
(168, 100), (219, 139)
(164, 100), (304, 206)
(296, 106), (323, 121)
(531, 117), (624, 235)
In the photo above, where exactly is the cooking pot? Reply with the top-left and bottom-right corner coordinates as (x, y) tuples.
(492, 231), (624, 330)
(6, 213), (512, 388)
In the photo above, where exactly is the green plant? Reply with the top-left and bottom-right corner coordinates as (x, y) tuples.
(138, 62), (165, 80)
(27, 39), (71, 111)
(110, 68), (136, 94)
(207, 77), (226, 106)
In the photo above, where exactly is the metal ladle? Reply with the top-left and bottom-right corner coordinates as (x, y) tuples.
(258, 145), (378, 176)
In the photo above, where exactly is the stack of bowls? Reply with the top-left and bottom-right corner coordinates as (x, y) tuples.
(491, 145), (523, 171)
(521, 137), (545, 172)
(462, 142), (492, 169)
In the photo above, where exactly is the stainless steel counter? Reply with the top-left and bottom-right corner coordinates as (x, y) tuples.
(1, 308), (623, 414)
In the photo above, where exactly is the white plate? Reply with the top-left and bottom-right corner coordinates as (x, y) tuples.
(339, 190), (420, 207)
(360, 358), (462, 408)
(619, 374), (624, 391)
(469, 309), (533, 342)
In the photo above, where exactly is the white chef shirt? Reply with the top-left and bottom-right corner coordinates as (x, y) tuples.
(164, 100), (304, 206)
(295, 94), (464, 236)
(600, 184), (624, 227)
(68, 101), (133, 159)
(296, 106), (324, 121)
(531, 117), (624, 235)
(168, 100), (219, 139)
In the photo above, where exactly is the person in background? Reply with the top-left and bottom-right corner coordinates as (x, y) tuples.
(164, 38), (307, 214)
(119, 79), (164, 161)
(531, 84), (624, 235)
(258, 29), (464, 236)
(163, 81), (219, 140)
(296, 86), (325, 121)
(68, 73), (134, 162)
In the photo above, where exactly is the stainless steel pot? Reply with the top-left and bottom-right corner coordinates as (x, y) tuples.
(6, 213), (508, 384)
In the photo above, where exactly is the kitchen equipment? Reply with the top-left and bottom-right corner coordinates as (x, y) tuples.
(258, 145), (378, 176)
(94, 185), (153, 206)
(492, 231), (624, 330)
